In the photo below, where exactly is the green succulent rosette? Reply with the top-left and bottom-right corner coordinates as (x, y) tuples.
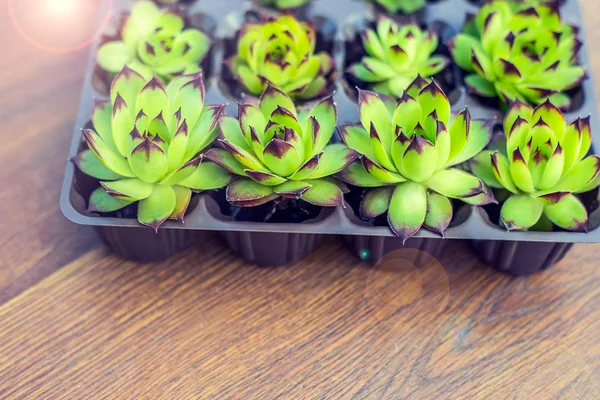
(256, 0), (311, 10)
(471, 100), (600, 231)
(72, 66), (233, 230)
(449, 1), (585, 109)
(206, 85), (358, 208)
(348, 19), (450, 98)
(366, 0), (427, 14)
(97, 0), (211, 83)
(226, 15), (335, 101)
(337, 76), (495, 242)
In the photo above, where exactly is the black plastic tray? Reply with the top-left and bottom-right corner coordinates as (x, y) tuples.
(60, 0), (600, 271)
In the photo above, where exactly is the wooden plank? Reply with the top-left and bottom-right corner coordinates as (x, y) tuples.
(0, 6), (100, 303)
(0, 240), (599, 399)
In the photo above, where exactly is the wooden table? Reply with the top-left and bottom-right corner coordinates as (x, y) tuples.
(1, 1), (600, 399)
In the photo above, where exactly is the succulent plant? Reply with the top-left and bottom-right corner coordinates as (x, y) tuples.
(337, 76), (495, 242)
(509, 0), (560, 7)
(366, 0), (427, 14)
(97, 0), (211, 83)
(348, 19), (450, 98)
(73, 66), (233, 230)
(256, 0), (311, 10)
(206, 85), (358, 209)
(449, 1), (585, 110)
(470, 100), (600, 231)
(226, 14), (335, 101)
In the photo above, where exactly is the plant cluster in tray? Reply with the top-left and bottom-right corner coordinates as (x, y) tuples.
(65, 0), (600, 270)
(449, 0), (586, 110)
(97, 1), (211, 82)
(74, 67), (233, 230)
(225, 14), (335, 101)
(347, 18), (450, 98)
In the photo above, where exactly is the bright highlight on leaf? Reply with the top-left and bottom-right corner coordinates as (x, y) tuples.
(348, 19), (449, 99)
(226, 14), (335, 100)
(337, 76), (495, 242)
(73, 67), (232, 231)
(210, 85), (357, 208)
(470, 99), (599, 232)
(97, 0), (211, 83)
(449, 1), (586, 109)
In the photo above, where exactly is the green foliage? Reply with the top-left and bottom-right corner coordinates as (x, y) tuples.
(227, 14), (335, 100)
(256, 0), (310, 9)
(73, 67), (232, 230)
(337, 76), (495, 242)
(97, 0), (211, 83)
(348, 19), (449, 98)
(366, 0), (427, 14)
(471, 100), (600, 232)
(449, 1), (586, 109)
(207, 85), (357, 207)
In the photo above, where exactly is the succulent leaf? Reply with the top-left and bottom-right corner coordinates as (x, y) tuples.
(88, 187), (133, 213)
(388, 182), (427, 244)
(179, 161), (236, 190)
(138, 185), (177, 232)
(500, 194), (544, 231)
(360, 186), (394, 219)
(367, 0), (427, 14)
(309, 144), (359, 180)
(424, 191), (453, 236)
(300, 179), (345, 207)
(169, 186), (192, 222)
(336, 160), (384, 187)
(226, 178), (275, 202)
(102, 179), (154, 201)
(82, 129), (135, 178)
(72, 150), (123, 181)
(543, 194), (588, 231)
(427, 169), (485, 200)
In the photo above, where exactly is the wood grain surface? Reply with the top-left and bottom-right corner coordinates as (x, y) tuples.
(1, 1), (600, 399)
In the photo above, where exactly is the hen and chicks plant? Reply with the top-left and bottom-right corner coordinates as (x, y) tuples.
(348, 18), (450, 98)
(471, 100), (600, 231)
(337, 76), (495, 242)
(449, 1), (585, 109)
(207, 86), (358, 208)
(73, 66), (233, 230)
(227, 14), (335, 101)
(97, 0), (211, 82)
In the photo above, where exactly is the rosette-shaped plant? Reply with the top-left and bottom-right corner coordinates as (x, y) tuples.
(471, 100), (600, 231)
(73, 66), (232, 230)
(366, 0), (427, 14)
(337, 77), (495, 242)
(256, 0), (310, 9)
(206, 85), (358, 208)
(348, 19), (450, 98)
(97, 0), (210, 82)
(226, 14), (335, 100)
(449, 1), (585, 109)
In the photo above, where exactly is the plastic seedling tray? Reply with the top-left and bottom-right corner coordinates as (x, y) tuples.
(61, 0), (600, 272)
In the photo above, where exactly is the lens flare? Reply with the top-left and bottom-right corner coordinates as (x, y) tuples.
(8, 0), (113, 53)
